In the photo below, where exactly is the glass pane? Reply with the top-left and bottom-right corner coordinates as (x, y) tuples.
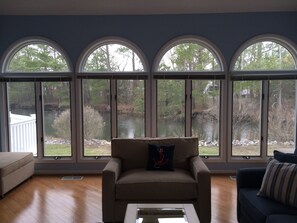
(8, 82), (37, 155)
(117, 80), (145, 138)
(232, 81), (261, 156)
(82, 79), (111, 156)
(158, 42), (220, 71)
(234, 41), (295, 71)
(192, 80), (220, 156)
(157, 80), (185, 137)
(268, 80), (296, 155)
(83, 44), (144, 72)
(43, 82), (71, 157)
(8, 44), (69, 72)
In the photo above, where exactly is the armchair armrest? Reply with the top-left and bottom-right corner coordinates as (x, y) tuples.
(190, 156), (211, 223)
(102, 158), (122, 222)
(103, 157), (122, 181)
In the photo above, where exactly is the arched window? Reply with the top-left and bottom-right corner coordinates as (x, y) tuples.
(230, 35), (297, 158)
(156, 42), (221, 72)
(2, 38), (72, 76)
(82, 43), (144, 72)
(7, 44), (69, 72)
(77, 38), (148, 158)
(153, 36), (225, 157)
(1, 38), (73, 159)
(233, 41), (295, 71)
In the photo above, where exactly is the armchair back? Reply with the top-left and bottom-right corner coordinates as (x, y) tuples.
(111, 137), (198, 172)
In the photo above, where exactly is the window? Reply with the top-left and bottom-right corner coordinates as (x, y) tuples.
(157, 80), (185, 137)
(117, 79), (145, 138)
(154, 37), (225, 156)
(8, 82), (37, 154)
(268, 80), (295, 155)
(231, 36), (297, 158)
(78, 39), (147, 157)
(192, 80), (220, 156)
(232, 81), (261, 156)
(2, 38), (72, 159)
(42, 82), (71, 157)
(82, 79), (111, 156)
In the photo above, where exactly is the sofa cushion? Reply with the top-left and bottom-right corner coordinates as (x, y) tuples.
(266, 215), (297, 223)
(239, 189), (297, 223)
(0, 152), (34, 177)
(116, 168), (197, 201)
(274, 150), (297, 164)
(257, 159), (297, 208)
(147, 144), (174, 171)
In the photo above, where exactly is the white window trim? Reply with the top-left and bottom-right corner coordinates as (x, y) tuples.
(228, 34), (297, 163)
(76, 36), (149, 74)
(75, 37), (149, 162)
(152, 35), (226, 162)
(0, 37), (75, 163)
(0, 36), (74, 74)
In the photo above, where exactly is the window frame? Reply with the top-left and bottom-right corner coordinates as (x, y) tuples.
(76, 37), (149, 161)
(228, 34), (297, 163)
(152, 36), (227, 162)
(0, 37), (75, 163)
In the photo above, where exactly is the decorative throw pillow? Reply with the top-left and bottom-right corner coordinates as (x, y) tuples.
(257, 159), (297, 208)
(274, 150), (297, 164)
(147, 144), (175, 171)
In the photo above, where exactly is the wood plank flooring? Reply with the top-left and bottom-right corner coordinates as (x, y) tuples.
(0, 175), (237, 223)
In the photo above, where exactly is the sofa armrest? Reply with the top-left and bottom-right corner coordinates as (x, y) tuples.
(102, 157), (122, 222)
(236, 167), (266, 190)
(190, 156), (211, 223)
(236, 167), (266, 222)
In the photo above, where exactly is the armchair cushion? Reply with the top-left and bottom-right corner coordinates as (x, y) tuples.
(116, 168), (197, 200)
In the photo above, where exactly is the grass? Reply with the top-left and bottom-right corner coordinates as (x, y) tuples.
(44, 144), (294, 157)
(44, 144), (111, 157)
(44, 144), (72, 156)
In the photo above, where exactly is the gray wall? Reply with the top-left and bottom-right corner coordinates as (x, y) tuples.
(0, 12), (297, 171)
(1, 12), (297, 69)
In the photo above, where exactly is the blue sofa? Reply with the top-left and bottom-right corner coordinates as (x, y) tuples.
(237, 167), (297, 223)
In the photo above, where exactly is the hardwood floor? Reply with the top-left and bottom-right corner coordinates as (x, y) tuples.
(0, 175), (237, 223)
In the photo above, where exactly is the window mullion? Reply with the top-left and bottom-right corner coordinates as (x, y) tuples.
(35, 82), (43, 161)
(294, 80), (297, 153)
(185, 79), (191, 137)
(1, 83), (9, 151)
(145, 78), (151, 137)
(111, 80), (117, 138)
(151, 79), (157, 137)
(261, 80), (269, 158)
(227, 81), (233, 161)
(76, 79), (84, 160)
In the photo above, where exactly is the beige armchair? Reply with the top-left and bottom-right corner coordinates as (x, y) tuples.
(102, 137), (211, 223)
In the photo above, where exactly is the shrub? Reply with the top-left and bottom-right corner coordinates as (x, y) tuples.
(52, 106), (103, 140)
(83, 106), (103, 140)
(52, 109), (71, 140)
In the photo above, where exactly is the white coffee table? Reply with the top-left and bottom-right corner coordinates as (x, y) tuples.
(124, 203), (200, 223)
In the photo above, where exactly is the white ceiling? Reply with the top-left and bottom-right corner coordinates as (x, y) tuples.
(1, 0), (297, 15)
